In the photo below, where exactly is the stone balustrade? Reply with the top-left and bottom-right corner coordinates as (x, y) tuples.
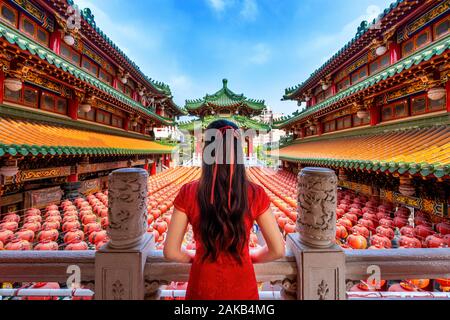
(0, 167), (450, 300)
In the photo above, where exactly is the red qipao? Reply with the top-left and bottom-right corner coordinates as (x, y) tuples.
(173, 180), (271, 300)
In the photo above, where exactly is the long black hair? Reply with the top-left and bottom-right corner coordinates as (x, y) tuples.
(197, 120), (249, 264)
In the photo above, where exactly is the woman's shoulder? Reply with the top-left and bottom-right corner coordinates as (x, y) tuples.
(180, 180), (200, 194)
(248, 181), (265, 194)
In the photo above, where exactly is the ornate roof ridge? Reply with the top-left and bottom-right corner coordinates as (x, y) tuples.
(284, 0), (421, 98)
(66, 0), (173, 96)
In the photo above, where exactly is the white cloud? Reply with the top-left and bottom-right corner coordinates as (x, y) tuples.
(240, 0), (259, 21)
(297, 4), (382, 60)
(249, 43), (271, 65)
(206, 0), (227, 12)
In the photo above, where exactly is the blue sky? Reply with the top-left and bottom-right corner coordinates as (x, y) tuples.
(74, 0), (393, 116)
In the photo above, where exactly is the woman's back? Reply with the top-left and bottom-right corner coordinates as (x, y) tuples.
(173, 179), (271, 300)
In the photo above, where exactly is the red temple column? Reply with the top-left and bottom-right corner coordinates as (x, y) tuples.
(390, 42), (401, 64)
(166, 154), (171, 168)
(331, 84), (337, 95)
(68, 97), (79, 121)
(113, 78), (119, 90)
(317, 122), (323, 136)
(50, 30), (63, 55)
(150, 160), (157, 176)
(0, 70), (4, 104)
(311, 96), (317, 107)
(370, 106), (380, 126)
(123, 117), (130, 131)
(446, 81), (450, 113)
(67, 173), (78, 183)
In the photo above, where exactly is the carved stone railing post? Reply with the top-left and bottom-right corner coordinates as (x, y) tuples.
(287, 167), (346, 300)
(95, 168), (154, 300)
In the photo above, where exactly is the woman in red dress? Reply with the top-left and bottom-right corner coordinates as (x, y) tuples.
(164, 120), (285, 300)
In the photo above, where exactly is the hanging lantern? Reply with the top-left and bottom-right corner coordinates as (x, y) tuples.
(63, 34), (75, 46)
(131, 119), (138, 127)
(357, 109), (370, 119)
(4, 77), (23, 92)
(428, 86), (446, 101)
(304, 94), (311, 102)
(0, 160), (19, 177)
(376, 45), (387, 56)
(79, 103), (91, 113)
(322, 82), (330, 91)
(139, 90), (145, 96)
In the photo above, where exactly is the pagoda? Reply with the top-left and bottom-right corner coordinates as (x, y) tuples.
(274, 0), (450, 219)
(180, 79), (271, 165)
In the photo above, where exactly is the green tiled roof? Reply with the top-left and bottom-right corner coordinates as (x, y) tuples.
(67, 0), (172, 96)
(284, 0), (410, 98)
(185, 79), (267, 111)
(178, 115), (271, 132)
(275, 35), (450, 128)
(0, 22), (176, 126)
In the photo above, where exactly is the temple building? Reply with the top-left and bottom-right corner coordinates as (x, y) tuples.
(179, 79), (271, 166)
(275, 0), (450, 219)
(0, 0), (186, 214)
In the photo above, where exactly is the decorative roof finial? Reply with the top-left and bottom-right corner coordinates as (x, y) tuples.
(222, 78), (228, 88)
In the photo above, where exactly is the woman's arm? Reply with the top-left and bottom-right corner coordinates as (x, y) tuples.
(251, 208), (286, 263)
(163, 208), (194, 263)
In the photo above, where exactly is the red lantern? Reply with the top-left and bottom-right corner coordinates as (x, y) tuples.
(414, 225), (434, 240)
(424, 234), (446, 248)
(96, 240), (108, 251)
(402, 279), (430, 290)
(22, 220), (41, 232)
(400, 226), (415, 237)
(347, 232), (367, 250)
(64, 229), (85, 244)
(0, 229), (14, 244)
(351, 225), (369, 239)
(42, 221), (61, 231)
(376, 225), (395, 240)
(378, 218), (394, 229)
(37, 228), (59, 242)
(65, 240), (89, 251)
(399, 235), (421, 248)
(35, 240), (59, 251)
(0, 221), (18, 232)
(44, 210), (60, 219)
(5, 238), (32, 250)
(370, 234), (392, 249)
(284, 221), (296, 234)
(24, 215), (42, 224)
(15, 229), (35, 242)
(2, 213), (20, 223)
(357, 218), (375, 231)
(337, 218), (353, 231)
(63, 221), (81, 233)
(343, 213), (358, 225)
(84, 222), (102, 235)
(436, 222), (450, 235)
(81, 214), (97, 225)
(393, 217), (408, 229)
(89, 230), (108, 245)
(336, 225), (348, 240)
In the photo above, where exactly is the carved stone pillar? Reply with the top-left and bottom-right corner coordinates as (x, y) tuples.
(287, 167), (346, 300)
(95, 168), (154, 300)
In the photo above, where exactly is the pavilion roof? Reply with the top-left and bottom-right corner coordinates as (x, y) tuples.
(185, 79), (267, 113)
(178, 115), (271, 132)
(275, 35), (450, 128)
(283, 0), (425, 100)
(0, 117), (174, 157)
(269, 124), (450, 178)
(60, 0), (186, 116)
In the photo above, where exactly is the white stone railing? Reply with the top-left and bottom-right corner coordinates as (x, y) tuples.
(0, 168), (450, 300)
